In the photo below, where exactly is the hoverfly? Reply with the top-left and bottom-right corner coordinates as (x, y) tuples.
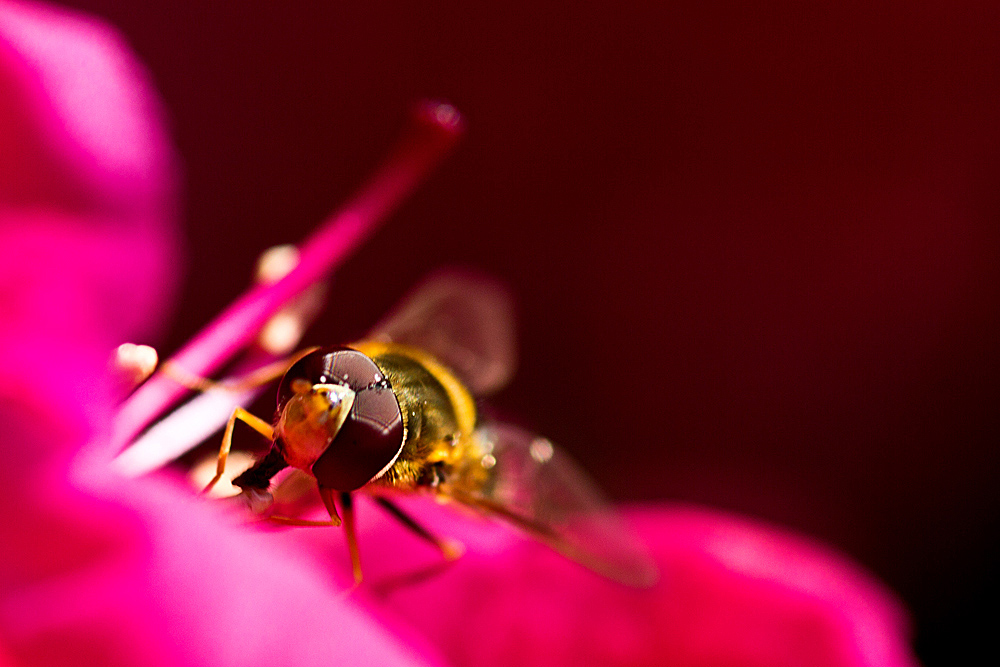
(203, 272), (657, 588)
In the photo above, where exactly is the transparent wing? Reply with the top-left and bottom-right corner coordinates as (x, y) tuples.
(457, 423), (658, 588)
(367, 270), (516, 396)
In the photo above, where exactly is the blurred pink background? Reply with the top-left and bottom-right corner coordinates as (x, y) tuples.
(55, 2), (999, 663)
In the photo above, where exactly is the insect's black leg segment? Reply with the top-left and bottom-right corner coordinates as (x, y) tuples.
(204, 407), (275, 494)
(450, 490), (623, 580)
(374, 497), (463, 561)
(339, 492), (363, 585)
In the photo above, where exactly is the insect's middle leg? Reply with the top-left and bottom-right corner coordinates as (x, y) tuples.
(265, 485), (342, 526)
(374, 496), (464, 561)
(339, 492), (363, 586)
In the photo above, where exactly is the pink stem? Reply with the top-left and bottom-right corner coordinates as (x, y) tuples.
(111, 101), (463, 453)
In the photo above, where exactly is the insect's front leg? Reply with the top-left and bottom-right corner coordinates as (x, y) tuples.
(204, 407), (275, 493)
(160, 347), (321, 393)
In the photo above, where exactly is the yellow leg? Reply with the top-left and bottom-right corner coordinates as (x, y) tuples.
(222, 347), (320, 391)
(339, 492), (363, 586)
(319, 487), (343, 526)
(266, 516), (341, 527)
(264, 485), (342, 525)
(160, 346), (321, 392)
(203, 407), (275, 494)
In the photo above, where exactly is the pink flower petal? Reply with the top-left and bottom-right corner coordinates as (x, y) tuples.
(0, 0), (179, 344)
(283, 497), (918, 667)
(0, 4), (922, 667)
(1, 468), (444, 667)
(0, 0), (177, 219)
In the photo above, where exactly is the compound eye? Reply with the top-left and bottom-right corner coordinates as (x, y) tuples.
(323, 390), (342, 408)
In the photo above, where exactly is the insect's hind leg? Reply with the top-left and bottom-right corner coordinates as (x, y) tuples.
(374, 496), (464, 562)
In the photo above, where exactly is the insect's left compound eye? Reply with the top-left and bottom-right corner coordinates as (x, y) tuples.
(278, 347), (405, 491)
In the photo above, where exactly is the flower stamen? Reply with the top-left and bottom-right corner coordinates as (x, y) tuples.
(110, 101), (463, 464)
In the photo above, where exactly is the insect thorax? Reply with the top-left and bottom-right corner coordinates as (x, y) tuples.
(354, 341), (482, 491)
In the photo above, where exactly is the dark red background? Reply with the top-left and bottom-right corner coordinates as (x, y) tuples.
(62, 1), (998, 664)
